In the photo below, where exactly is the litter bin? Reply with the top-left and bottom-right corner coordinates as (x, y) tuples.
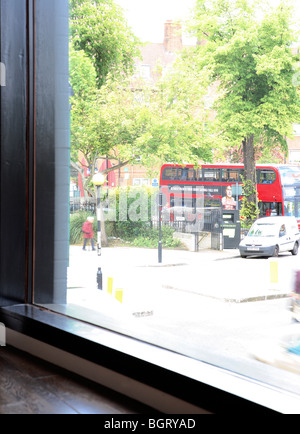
(222, 210), (241, 249)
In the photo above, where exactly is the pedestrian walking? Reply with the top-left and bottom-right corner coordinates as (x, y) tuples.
(82, 216), (96, 251)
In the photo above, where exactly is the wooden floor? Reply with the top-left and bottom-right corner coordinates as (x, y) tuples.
(0, 346), (159, 414)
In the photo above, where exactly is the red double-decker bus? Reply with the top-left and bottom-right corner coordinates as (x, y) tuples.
(160, 163), (300, 226)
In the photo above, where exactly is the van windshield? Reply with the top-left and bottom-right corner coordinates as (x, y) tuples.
(248, 223), (276, 237)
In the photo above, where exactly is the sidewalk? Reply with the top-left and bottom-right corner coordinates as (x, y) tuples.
(67, 246), (294, 306)
(63, 245), (300, 381)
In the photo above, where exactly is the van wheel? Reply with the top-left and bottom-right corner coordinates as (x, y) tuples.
(273, 245), (279, 257)
(291, 242), (299, 256)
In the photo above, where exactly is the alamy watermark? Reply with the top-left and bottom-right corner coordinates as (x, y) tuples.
(0, 323), (6, 347)
(97, 186), (205, 233)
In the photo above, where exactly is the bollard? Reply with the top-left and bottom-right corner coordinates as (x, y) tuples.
(107, 277), (113, 295)
(270, 260), (279, 289)
(97, 267), (103, 290)
(115, 290), (123, 304)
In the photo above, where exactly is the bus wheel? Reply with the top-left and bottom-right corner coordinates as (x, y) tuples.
(291, 242), (299, 256)
(273, 245), (279, 257)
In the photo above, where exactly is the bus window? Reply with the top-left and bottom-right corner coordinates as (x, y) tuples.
(259, 201), (282, 217)
(163, 167), (178, 180)
(177, 168), (184, 180)
(222, 169), (239, 183)
(195, 168), (203, 181)
(258, 169), (276, 184)
(187, 168), (195, 181)
(177, 167), (195, 181)
(203, 168), (220, 182)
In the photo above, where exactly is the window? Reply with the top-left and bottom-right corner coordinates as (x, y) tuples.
(280, 166), (300, 185)
(259, 201), (282, 217)
(133, 178), (150, 186)
(139, 65), (151, 80)
(279, 224), (286, 237)
(221, 169), (241, 183)
(289, 150), (300, 163)
(258, 169), (276, 184)
(203, 168), (220, 182)
(162, 167), (178, 180)
(195, 168), (203, 181)
(3, 1), (300, 415)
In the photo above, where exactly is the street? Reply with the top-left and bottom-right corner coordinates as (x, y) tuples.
(65, 246), (300, 379)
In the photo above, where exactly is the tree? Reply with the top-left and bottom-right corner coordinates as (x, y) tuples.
(70, 64), (212, 197)
(69, 0), (142, 198)
(70, 0), (213, 199)
(70, 0), (142, 88)
(186, 0), (300, 224)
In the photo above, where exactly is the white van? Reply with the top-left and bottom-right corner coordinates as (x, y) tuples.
(239, 216), (300, 258)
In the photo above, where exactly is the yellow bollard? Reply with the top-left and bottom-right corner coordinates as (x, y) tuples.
(115, 290), (123, 304)
(107, 277), (113, 295)
(270, 261), (279, 285)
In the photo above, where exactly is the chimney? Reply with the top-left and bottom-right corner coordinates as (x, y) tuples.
(164, 20), (182, 53)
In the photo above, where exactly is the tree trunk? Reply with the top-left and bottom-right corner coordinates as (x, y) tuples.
(243, 134), (256, 183)
(242, 134), (259, 224)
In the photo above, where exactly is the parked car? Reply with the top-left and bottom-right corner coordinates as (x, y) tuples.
(239, 216), (300, 258)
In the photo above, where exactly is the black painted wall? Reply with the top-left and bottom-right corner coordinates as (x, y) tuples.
(0, 0), (69, 306)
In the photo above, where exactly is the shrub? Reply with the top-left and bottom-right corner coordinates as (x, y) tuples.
(132, 226), (181, 249)
(69, 187), (183, 249)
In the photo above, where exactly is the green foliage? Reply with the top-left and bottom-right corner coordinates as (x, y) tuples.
(132, 226), (181, 249)
(69, 187), (181, 249)
(70, 0), (142, 88)
(240, 179), (260, 228)
(110, 186), (181, 248)
(186, 0), (300, 171)
(69, 1), (216, 198)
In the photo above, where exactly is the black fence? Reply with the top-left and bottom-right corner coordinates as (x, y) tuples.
(152, 207), (224, 250)
(153, 207), (223, 234)
(70, 197), (96, 214)
(70, 197), (228, 250)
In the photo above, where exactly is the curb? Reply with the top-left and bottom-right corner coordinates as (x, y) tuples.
(162, 284), (290, 304)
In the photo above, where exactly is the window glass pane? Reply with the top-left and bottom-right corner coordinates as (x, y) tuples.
(259, 201), (282, 217)
(33, 0), (300, 410)
(203, 168), (220, 182)
(187, 168), (196, 181)
(279, 166), (300, 185)
(195, 168), (202, 181)
(222, 169), (240, 183)
(163, 167), (178, 180)
(284, 200), (296, 216)
(258, 169), (276, 184)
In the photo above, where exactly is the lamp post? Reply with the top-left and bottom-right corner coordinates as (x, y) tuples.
(158, 190), (163, 264)
(92, 172), (106, 290)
